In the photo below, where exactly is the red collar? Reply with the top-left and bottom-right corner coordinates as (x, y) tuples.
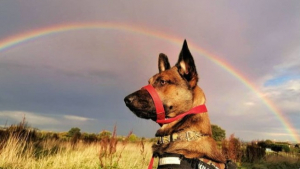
(142, 85), (207, 124)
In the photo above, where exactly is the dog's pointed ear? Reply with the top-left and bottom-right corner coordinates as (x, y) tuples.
(176, 40), (198, 88)
(158, 53), (171, 73)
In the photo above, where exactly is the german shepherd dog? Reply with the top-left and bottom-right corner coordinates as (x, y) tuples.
(124, 40), (235, 169)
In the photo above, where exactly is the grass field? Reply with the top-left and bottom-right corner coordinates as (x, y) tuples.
(2, 135), (300, 169)
(1, 121), (299, 169)
(0, 134), (156, 169)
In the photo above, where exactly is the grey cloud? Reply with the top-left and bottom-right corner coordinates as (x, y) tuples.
(0, 0), (300, 141)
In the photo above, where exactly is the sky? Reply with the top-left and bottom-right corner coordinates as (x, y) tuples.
(0, 0), (299, 142)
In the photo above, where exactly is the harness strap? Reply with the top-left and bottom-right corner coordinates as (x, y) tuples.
(142, 85), (165, 121)
(148, 156), (154, 169)
(157, 104), (207, 124)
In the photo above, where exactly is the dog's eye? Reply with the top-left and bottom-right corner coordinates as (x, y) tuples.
(160, 80), (167, 86)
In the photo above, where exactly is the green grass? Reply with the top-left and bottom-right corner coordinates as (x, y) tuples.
(240, 153), (300, 169)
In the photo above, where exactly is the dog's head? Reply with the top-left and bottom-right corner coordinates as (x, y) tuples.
(124, 40), (201, 121)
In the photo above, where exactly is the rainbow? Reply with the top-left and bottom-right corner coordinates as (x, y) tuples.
(0, 22), (299, 142)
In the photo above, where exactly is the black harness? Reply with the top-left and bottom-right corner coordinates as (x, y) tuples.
(157, 153), (237, 169)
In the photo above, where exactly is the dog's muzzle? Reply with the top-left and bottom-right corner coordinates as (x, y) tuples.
(142, 84), (208, 125)
(125, 84), (208, 124)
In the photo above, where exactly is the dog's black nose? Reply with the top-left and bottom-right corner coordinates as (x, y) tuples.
(124, 96), (134, 105)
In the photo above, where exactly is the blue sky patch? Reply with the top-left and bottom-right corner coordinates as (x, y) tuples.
(264, 75), (300, 87)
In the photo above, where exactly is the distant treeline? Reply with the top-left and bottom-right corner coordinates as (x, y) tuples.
(0, 120), (142, 144)
(0, 121), (226, 144)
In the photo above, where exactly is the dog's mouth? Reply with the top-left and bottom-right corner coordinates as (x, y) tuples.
(128, 107), (156, 120)
(124, 90), (157, 120)
(125, 103), (157, 120)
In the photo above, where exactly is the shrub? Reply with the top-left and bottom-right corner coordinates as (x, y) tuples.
(128, 134), (138, 142)
(222, 134), (242, 163)
(211, 124), (226, 142)
(81, 133), (98, 143)
(243, 144), (266, 163)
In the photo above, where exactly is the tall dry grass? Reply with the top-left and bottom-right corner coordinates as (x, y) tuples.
(98, 126), (155, 168)
(0, 135), (97, 168)
(0, 121), (156, 169)
(0, 134), (155, 169)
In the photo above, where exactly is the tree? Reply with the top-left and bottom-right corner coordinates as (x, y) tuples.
(265, 139), (273, 146)
(67, 127), (81, 146)
(211, 124), (226, 141)
(257, 140), (267, 148)
(244, 144), (266, 163)
(281, 144), (290, 152)
(67, 127), (81, 138)
(99, 130), (112, 139)
(270, 144), (282, 153)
